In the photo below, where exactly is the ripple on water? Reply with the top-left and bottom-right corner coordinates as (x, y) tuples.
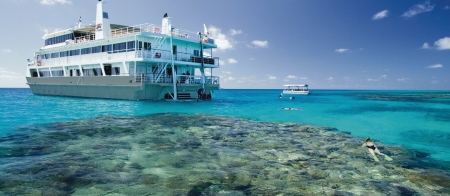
(0, 113), (449, 195)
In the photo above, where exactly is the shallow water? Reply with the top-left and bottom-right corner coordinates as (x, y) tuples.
(1, 89), (449, 161)
(1, 114), (449, 195)
(1, 88), (450, 194)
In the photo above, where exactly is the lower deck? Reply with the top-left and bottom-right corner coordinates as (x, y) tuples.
(26, 76), (219, 101)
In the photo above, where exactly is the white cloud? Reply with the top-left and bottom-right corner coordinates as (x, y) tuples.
(335, 48), (349, 53)
(219, 60), (226, 65)
(286, 75), (297, 79)
(0, 68), (22, 80)
(228, 58), (238, 64)
(208, 26), (234, 51)
(367, 78), (379, 82)
(224, 76), (235, 81)
(343, 77), (350, 81)
(381, 75), (387, 79)
(445, 6), (450, 10)
(40, 0), (72, 5)
(397, 78), (410, 82)
(373, 10), (389, 20)
(401, 1), (434, 18)
(40, 27), (63, 34)
(221, 71), (232, 74)
(327, 77), (334, 80)
(230, 29), (242, 36)
(3, 49), (12, 53)
(268, 75), (277, 80)
(434, 37), (450, 50)
(249, 58), (255, 60)
(300, 77), (308, 80)
(251, 40), (269, 48)
(425, 64), (443, 68)
(422, 42), (430, 49)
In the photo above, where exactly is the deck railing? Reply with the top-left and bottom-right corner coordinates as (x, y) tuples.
(135, 73), (219, 85)
(37, 50), (220, 67)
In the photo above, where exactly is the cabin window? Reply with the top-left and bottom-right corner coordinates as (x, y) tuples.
(137, 41), (151, 50)
(51, 52), (59, 58)
(45, 33), (74, 46)
(81, 48), (91, 55)
(127, 41), (135, 51)
(60, 51), (68, 57)
(112, 67), (120, 75)
(103, 12), (109, 19)
(30, 70), (38, 77)
(82, 68), (103, 76)
(92, 46), (101, 53)
(51, 70), (64, 77)
(39, 71), (51, 77)
(102, 45), (112, 52)
(69, 49), (80, 56)
(194, 50), (199, 57)
(113, 42), (127, 53)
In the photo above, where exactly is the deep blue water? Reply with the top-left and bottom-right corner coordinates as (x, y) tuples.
(1, 88), (449, 162)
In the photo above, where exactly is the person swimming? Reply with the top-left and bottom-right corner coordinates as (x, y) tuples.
(362, 137), (393, 162)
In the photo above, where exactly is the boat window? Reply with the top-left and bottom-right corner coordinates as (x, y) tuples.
(69, 49), (80, 56)
(127, 41), (135, 51)
(51, 52), (59, 58)
(144, 42), (151, 50)
(103, 12), (109, 19)
(137, 41), (151, 50)
(81, 48), (91, 55)
(194, 50), (199, 57)
(30, 70), (38, 77)
(51, 70), (64, 77)
(39, 71), (51, 77)
(102, 45), (112, 52)
(45, 33), (74, 46)
(113, 42), (127, 53)
(82, 68), (103, 76)
(92, 46), (101, 53)
(113, 67), (120, 75)
(60, 51), (68, 57)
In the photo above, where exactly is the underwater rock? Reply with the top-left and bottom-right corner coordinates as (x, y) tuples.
(1, 113), (449, 195)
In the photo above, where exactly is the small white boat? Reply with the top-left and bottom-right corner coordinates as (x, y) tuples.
(282, 84), (310, 95)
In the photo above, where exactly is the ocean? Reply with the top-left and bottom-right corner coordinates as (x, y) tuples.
(1, 88), (449, 195)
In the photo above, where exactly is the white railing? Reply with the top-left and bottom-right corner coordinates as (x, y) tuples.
(39, 50), (220, 67)
(136, 73), (220, 85)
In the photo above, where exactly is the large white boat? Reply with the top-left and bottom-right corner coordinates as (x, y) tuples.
(282, 84), (310, 95)
(26, 0), (220, 101)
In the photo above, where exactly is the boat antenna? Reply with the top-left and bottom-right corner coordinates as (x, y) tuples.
(77, 16), (82, 28)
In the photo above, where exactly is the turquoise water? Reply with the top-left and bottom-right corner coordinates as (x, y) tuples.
(1, 88), (450, 195)
(1, 88), (449, 162)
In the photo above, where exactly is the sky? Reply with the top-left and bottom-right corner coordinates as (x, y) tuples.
(0, 0), (449, 90)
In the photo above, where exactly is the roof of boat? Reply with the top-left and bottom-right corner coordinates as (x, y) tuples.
(42, 24), (132, 39)
(283, 84), (308, 87)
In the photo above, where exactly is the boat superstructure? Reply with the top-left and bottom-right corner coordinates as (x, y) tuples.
(26, 0), (220, 101)
(282, 84), (310, 95)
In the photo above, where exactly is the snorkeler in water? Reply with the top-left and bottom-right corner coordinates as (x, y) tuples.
(362, 137), (393, 162)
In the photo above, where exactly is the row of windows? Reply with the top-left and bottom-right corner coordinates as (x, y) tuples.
(38, 41), (151, 59)
(30, 67), (121, 77)
(45, 34), (74, 46)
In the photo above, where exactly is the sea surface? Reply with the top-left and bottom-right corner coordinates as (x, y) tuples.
(1, 88), (450, 195)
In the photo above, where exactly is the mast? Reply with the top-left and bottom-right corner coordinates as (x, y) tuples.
(199, 33), (205, 90)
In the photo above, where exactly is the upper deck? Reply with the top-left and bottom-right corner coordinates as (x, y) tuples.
(32, 23), (219, 68)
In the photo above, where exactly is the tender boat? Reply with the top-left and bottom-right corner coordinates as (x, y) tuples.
(282, 84), (310, 95)
(25, 0), (220, 101)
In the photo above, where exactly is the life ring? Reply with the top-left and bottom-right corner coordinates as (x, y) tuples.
(154, 27), (161, 33)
